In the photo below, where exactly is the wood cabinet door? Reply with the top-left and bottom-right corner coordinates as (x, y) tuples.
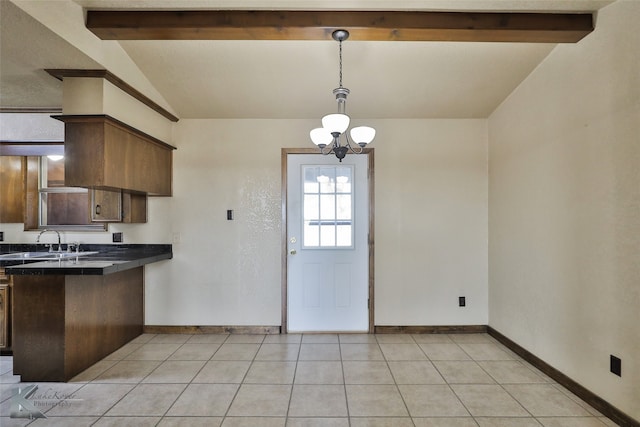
(0, 156), (24, 223)
(90, 190), (148, 223)
(91, 189), (122, 222)
(0, 285), (8, 348)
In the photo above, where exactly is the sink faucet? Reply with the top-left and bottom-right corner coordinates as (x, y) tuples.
(36, 229), (62, 252)
(68, 242), (80, 253)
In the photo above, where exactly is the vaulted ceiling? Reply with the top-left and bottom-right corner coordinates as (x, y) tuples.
(0, 0), (615, 120)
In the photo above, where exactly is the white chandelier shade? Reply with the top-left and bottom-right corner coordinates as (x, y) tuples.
(309, 127), (333, 147)
(321, 113), (350, 134)
(350, 126), (376, 146)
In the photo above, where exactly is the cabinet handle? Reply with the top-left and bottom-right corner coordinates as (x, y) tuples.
(95, 204), (101, 215)
(0, 294), (3, 309)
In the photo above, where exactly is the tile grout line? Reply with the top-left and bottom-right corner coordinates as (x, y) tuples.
(430, 337), (480, 422)
(284, 334), (303, 422)
(338, 334), (352, 427)
(220, 334), (265, 422)
(155, 334), (215, 423)
(481, 337), (590, 422)
(454, 335), (535, 421)
(375, 334), (418, 426)
(468, 347), (539, 423)
(99, 334), (196, 424)
(449, 335), (577, 424)
(89, 334), (164, 424)
(393, 334), (419, 427)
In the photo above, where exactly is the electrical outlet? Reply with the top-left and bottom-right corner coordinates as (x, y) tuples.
(459, 296), (466, 307)
(610, 355), (621, 377)
(112, 232), (123, 243)
(227, 209), (234, 220)
(0, 231), (4, 242)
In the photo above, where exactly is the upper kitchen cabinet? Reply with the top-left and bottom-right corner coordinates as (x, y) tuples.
(54, 115), (175, 196)
(0, 156), (24, 223)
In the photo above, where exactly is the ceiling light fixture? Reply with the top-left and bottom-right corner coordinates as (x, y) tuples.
(310, 29), (375, 162)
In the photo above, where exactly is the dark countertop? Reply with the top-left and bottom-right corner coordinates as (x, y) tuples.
(0, 244), (172, 275)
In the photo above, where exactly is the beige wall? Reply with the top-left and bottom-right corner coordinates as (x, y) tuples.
(0, 116), (488, 326)
(140, 118), (489, 326)
(488, 0), (639, 419)
(375, 119), (488, 325)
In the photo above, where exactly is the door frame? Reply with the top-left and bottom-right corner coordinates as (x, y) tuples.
(281, 147), (375, 333)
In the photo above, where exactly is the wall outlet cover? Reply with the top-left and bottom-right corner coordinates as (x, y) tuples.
(610, 355), (621, 377)
(459, 296), (466, 307)
(0, 231), (3, 242)
(112, 232), (123, 243)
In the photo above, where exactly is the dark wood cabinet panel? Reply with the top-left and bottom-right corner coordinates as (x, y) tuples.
(0, 284), (9, 349)
(122, 192), (147, 223)
(47, 192), (92, 225)
(0, 268), (10, 352)
(0, 156), (25, 223)
(56, 115), (174, 196)
(12, 268), (144, 382)
(91, 189), (147, 223)
(91, 189), (122, 222)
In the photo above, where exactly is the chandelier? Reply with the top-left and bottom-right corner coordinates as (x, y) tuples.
(309, 29), (375, 162)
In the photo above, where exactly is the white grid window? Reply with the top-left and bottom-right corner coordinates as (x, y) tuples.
(302, 165), (354, 248)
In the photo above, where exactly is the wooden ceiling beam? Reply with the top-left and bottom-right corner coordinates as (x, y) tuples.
(86, 10), (594, 43)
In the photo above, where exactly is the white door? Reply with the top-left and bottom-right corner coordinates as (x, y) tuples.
(287, 153), (369, 332)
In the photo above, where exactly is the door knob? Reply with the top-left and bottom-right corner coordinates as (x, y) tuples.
(290, 249), (297, 255)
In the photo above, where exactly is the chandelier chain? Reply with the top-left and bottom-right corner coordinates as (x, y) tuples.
(338, 39), (343, 88)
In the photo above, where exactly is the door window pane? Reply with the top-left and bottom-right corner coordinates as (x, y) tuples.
(303, 194), (319, 220)
(303, 222), (320, 247)
(320, 194), (336, 220)
(336, 224), (352, 246)
(336, 194), (351, 220)
(320, 224), (336, 247)
(302, 165), (354, 248)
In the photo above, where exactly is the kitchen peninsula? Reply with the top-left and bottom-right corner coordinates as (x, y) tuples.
(0, 244), (171, 382)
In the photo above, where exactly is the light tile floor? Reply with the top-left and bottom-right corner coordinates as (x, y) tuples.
(0, 333), (620, 426)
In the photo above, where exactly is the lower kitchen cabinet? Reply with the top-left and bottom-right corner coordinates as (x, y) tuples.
(0, 270), (10, 350)
(12, 267), (144, 381)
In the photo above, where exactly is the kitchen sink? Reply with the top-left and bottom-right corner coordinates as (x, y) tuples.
(0, 252), (48, 259)
(0, 251), (99, 260)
